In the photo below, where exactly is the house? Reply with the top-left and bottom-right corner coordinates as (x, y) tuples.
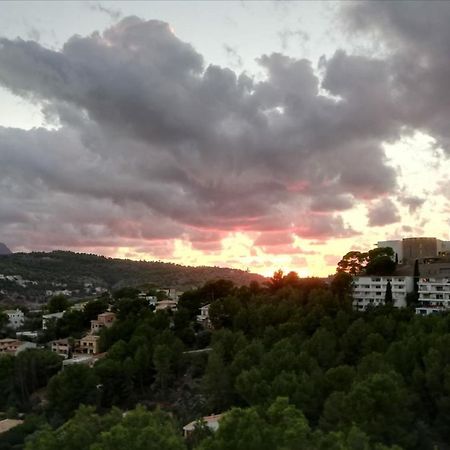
(197, 304), (211, 328)
(62, 353), (105, 368)
(70, 302), (88, 312)
(352, 276), (413, 311)
(51, 338), (74, 358)
(183, 414), (223, 438)
(0, 419), (24, 434)
(79, 334), (100, 355)
(0, 338), (36, 356)
(4, 309), (24, 329)
(90, 311), (116, 334)
(42, 311), (65, 330)
(155, 300), (178, 312)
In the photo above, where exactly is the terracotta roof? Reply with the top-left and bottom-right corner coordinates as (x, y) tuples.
(0, 419), (24, 434)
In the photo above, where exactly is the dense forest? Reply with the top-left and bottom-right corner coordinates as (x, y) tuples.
(0, 251), (265, 300)
(1, 272), (450, 449)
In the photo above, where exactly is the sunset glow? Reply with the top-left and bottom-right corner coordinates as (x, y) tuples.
(1, 2), (450, 277)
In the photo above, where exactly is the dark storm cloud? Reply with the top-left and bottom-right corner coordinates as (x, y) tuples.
(367, 198), (400, 227)
(342, 1), (450, 153)
(0, 11), (439, 253)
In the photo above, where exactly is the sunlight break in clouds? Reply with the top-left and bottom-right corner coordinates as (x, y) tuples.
(1, 2), (450, 276)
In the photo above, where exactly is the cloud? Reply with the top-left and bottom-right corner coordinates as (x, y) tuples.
(88, 2), (122, 20)
(0, 13), (438, 258)
(367, 198), (400, 227)
(342, 2), (450, 153)
(399, 195), (425, 214)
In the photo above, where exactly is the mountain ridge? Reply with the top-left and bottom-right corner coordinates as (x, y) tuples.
(0, 243), (12, 255)
(0, 250), (266, 298)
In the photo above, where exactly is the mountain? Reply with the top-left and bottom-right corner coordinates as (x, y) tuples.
(0, 250), (266, 293)
(0, 243), (12, 255)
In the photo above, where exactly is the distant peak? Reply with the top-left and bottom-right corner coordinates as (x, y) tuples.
(0, 243), (12, 255)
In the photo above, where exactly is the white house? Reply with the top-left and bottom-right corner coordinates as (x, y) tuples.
(197, 304), (211, 328)
(183, 414), (223, 438)
(4, 309), (24, 329)
(415, 277), (450, 315)
(42, 311), (65, 330)
(352, 276), (413, 311)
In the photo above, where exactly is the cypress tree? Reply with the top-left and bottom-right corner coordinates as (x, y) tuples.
(385, 280), (393, 305)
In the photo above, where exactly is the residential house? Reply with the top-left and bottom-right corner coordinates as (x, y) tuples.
(51, 338), (74, 359)
(0, 419), (24, 435)
(197, 304), (211, 328)
(79, 334), (100, 355)
(90, 311), (116, 334)
(4, 309), (24, 329)
(155, 300), (178, 312)
(0, 338), (36, 356)
(183, 414), (223, 438)
(42, 311), (65, 330)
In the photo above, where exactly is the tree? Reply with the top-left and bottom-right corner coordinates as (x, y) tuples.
(47, 295), (69, 314)
(336, 252), (368, 275)
(197, 398), (312, 450)
(384, 281), (393, 305)
(331, 272), (353, 301)
(413, 259), (420, 293)
(47, 364), (99, 419)
(92, 406), (186, 450)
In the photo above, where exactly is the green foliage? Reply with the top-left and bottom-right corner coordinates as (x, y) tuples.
(7, 275), (450, 449)
(47, 364), (99, 419)
(25, 405), (184, 450)
(337, 247), (396, 276)
(47, 295), (69, 314)
(0, 349), (62, 411)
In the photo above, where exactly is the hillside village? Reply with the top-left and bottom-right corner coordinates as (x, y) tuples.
(2, 238), (450, 448)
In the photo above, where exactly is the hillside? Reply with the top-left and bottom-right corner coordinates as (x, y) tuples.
(0, 251), (266, 300)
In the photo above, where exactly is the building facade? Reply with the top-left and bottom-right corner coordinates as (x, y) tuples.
(353, 276), (413, 311)
(416, 277), (450, 315)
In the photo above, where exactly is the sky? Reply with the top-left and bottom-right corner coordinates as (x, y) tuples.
(1, 1), (450, 277)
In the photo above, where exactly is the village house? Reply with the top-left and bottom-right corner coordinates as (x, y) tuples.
(183, 414), (224, 438)
(0, 338), (36, 356)
(51, 338), (74, 359)
(42, 311), (65, 330)
(0, 419), (24, 435)
(4, 309), (24, 329)
(155, 300), (178, 312)
(79, 334), (100, 355)
(90, 311), (116, 333)
(197, 304), (211, 328)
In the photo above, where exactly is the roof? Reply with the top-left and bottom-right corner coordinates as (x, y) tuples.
(42, 312), (65, 319)
(52, 338), (70, 345)
(183, 413), (224, 431)
(0, 419), (24, 434)
(0, 338), (20, 343)
(4, 309), (21, 314)
(80, 334), (100, 341)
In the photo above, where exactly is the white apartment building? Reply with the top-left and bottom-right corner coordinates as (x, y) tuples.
(415, 277), (450, 315)
(353, 276), (413, 311)
(4, 309), (25, 329)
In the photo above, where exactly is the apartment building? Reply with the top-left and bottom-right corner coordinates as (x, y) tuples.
(353, 276), (413, 311)
(416, 277), (450, 315)
(377, 237), (450, 264)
